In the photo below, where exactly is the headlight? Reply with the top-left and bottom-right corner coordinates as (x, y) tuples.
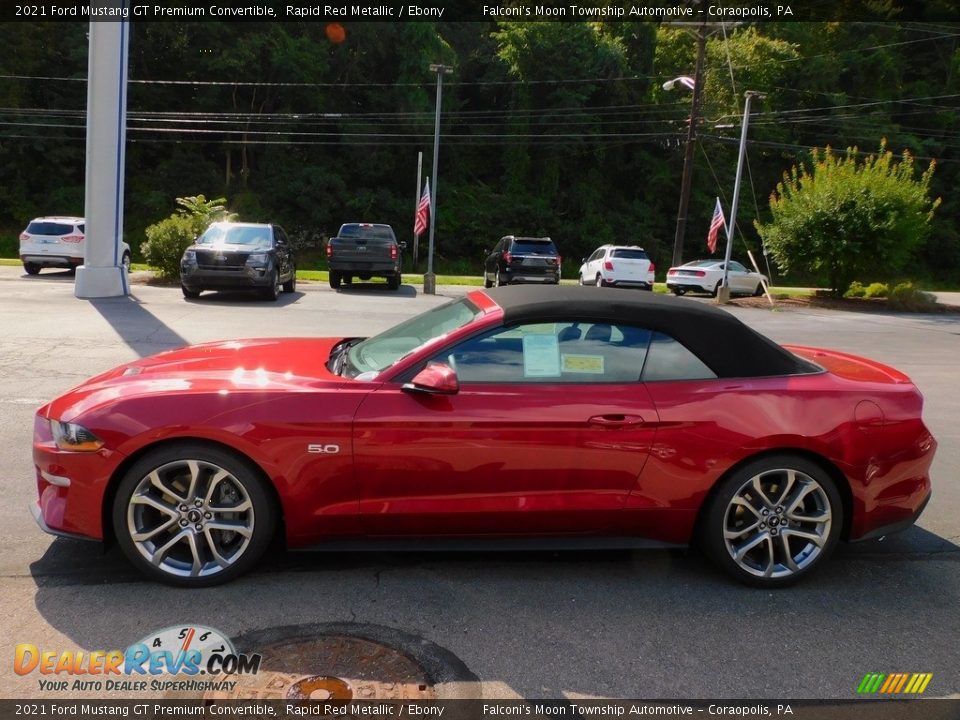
(50, 420), (104, 452)
(182, 250), (196, 262)
(246, 253), (268, 265)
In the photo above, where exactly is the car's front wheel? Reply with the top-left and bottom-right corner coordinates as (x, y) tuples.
(112, 443), (276, 587)
(702, 454), (842, 588)
(181, 284), (201, 299)
(283, 267), (297, 293)
(261, 270), (282, 301)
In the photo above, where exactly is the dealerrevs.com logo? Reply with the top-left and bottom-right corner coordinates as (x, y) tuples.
(15, 625), (261, 694)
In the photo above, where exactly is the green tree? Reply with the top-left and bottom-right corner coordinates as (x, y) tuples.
(142, 195), (236, 279)
(756, 142), (940, 296)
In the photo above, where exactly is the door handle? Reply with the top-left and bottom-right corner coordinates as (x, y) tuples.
(588, 414), (645, 428)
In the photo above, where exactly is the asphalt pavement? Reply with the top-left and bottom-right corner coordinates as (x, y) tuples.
(0, 265), (957, 701)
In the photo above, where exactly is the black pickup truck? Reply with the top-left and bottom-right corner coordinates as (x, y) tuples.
(326, 223), (404, 290)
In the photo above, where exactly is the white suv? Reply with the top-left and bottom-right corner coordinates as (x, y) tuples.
(19, 216), (131, 276)
(578, 245), (655, 290)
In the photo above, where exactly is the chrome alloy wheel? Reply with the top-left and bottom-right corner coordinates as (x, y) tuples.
(722, 468), (832, 579)
(126, 459), (255, 578)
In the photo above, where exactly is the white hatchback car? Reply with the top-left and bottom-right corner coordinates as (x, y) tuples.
(578, 245), (655, 290)
(666, 259), (767, 297)
(19, 216), (131, 276)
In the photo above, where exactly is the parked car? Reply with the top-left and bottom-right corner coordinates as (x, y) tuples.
(484, 236), (561, 287)
(578, 245), (655, 290)
(666, 259), (767, 297)
(179, 222), (296, 301)
(327, 223), (404, 290)
(19, 216), (131, 276)
(30, 286), (934, 588)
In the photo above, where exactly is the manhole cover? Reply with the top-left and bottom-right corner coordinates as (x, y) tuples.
(203, 634), (436, 701)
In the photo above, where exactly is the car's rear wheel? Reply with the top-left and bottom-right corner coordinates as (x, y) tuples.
(329, 271), (341, 290)
(672, 287), (686, 296)
(484, 273), (493, 289)
(595, 274), (605, 288)
(181, 284), (201, 299)
(283, 268), (297, 293)
(702, 454), (841, 588)
(710, 281), (721, 297)
(387, 273), (401, 291)
(23, 262), (41, 276)
(112, 443), (276, 587)
(495, 270), (506, 287)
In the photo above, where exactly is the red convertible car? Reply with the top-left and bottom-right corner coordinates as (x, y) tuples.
(31, 286), (935, 587)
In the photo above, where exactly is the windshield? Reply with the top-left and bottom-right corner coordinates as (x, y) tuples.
(197, 224), (272, 248)
(684, 260), (720, 267)
(342, 298), (482, 378)
(611, 248), (649, 260)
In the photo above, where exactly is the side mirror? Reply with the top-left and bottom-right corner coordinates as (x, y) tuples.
(399, 241), (407, 250)
(581, 257), (586, 263)
(403, 362), (459, 395)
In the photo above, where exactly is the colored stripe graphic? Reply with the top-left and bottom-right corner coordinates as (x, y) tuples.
(857, 673), (932, 694)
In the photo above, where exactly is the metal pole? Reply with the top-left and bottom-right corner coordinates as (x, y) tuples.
(718, 91), (761, 303)
(670, 26), (707, 269)
(413, 151), (422, 269)
(425, 63), (451, 295)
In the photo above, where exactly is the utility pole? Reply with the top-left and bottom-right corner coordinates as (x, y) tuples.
(717, 91), (764, 304)
(424, 63), (452, 295)
(663, 21), (739, 269)
(670, 26), (707, 269)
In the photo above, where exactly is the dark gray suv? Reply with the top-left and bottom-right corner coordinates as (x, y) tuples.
(180, 222), (296, 301)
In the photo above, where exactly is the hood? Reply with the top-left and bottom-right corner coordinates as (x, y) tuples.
(42, 337), (352, 422)
(189, 242), (271, 253)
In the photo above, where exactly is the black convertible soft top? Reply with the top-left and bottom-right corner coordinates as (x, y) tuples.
(481, 285), (812, 379)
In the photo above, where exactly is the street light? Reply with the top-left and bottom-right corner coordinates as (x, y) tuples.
(424, 63), (453, 296)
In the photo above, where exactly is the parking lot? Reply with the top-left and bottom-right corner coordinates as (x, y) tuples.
(1, 264), (958, 700)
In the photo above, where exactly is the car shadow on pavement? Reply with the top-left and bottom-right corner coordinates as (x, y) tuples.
(181, 290), (306, 306)
(336, 283), (419, 298)
(26, 526), (960, 697)
(89, 294), (191, 358)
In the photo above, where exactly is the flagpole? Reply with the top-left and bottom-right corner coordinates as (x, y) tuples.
(413, 151), (422, 269)
(718, 90), (763, 304)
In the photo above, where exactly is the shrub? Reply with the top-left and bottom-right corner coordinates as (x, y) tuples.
(863, 282), (889, 299)
(844, 281), (866, 298)
(888, 281), (938, 311)
(141, 214), (204, 280)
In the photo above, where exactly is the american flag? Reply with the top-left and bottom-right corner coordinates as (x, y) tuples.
(707, 197), (726, 254)
(414, 178), (430, 236)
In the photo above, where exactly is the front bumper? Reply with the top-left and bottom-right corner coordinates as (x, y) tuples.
(180, 263), (275, 290)
(30, 502), (97, 542)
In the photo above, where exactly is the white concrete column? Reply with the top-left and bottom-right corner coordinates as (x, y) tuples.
(75, 6), (130, 298)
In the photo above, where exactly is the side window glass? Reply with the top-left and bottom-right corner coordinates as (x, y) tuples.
(730, 261), (747, 272)
(431, 322), (651, 384)
(641, 332), (717, 382)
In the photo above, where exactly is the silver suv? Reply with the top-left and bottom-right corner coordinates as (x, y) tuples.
(19, 216), (131, 276)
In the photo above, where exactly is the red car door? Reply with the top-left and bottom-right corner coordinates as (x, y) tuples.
(352, 321), (659, 536)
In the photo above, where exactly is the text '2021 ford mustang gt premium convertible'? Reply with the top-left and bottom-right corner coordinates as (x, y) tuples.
(31, 286), (935, 587)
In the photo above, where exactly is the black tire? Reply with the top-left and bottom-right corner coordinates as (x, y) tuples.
(701, 454), (842, 588)
(495, 270), (506, 287)
(261, 270), (282, 301)
(484, 273), (493, 289)
(753, 282), (764, 297)
(595, 274), (605, 288)
(387, 273), (401, 291)
(111, 442), (276, 587)
(672, 287), (686, 296)
(329, 271), (341, 290)
(23, 262), (41, 276)
(283, 268), (297, 294)
(710, 282), (721, 298)
(181, 284), (201, 299)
